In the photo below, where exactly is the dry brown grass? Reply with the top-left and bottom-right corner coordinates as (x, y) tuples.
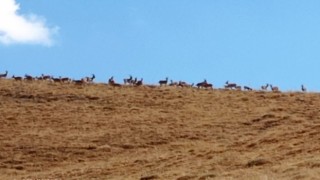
(1, 79), (320, 179)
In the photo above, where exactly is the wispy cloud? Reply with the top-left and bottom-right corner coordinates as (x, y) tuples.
(0, 0), (58, 46)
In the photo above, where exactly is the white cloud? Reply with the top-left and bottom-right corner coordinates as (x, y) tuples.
(0, 0), (58, 46)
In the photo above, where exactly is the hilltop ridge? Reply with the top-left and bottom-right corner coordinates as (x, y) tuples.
(0, 79), (320, 179)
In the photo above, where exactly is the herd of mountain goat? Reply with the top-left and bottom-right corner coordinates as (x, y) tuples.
(0, 70), (307, 92)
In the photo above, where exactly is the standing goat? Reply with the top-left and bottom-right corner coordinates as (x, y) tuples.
(52, 77), (62, 83)
(301, 85), (307, 92)
(24, 74), (35, 81)
(225, 81), (237, 89)
(41, 74), (52, 80)
(135, 78), (143, 86)
(83, 74), (95, 83)
(12, 75), (23, 81)
(196, 79), (207, 89)
(204, 83), (213, 89)
(73, 79), (86, 85)
(108, 76), (114, 84)
(124, 75), (133, 85)
(196, 79), (213, 89)
(270, 85), (279, 92)
(159, 77), (168, 86)
(0, 70), (8, 78)
(261, 84), (269, 91)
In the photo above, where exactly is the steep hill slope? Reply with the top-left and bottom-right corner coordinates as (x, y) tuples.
(0, 79), (320, 179)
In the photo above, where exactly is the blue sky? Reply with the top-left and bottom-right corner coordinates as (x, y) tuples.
(1, 0), (320, 91)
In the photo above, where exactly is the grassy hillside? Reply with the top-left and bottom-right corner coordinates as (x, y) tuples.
(1, 79), (320, 179)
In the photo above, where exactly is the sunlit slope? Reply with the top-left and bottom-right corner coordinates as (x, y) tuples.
(0, 79), (320, 179)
